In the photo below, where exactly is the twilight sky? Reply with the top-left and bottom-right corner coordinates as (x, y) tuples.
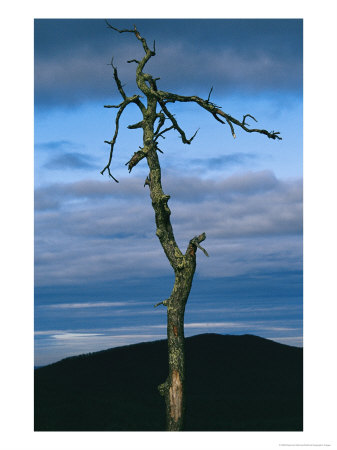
(34, 18), (303, 366)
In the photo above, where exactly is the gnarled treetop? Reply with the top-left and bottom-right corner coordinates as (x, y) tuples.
(101, 21), (281, 182)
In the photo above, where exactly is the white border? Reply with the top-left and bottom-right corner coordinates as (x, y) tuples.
(2, 1), (337, 449)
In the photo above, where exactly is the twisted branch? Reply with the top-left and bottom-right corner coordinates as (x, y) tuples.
(153, 90), (282, 141)
(105, 20), (155, 89)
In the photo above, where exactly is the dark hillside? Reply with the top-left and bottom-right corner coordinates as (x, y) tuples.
(35, 333), (302, 431)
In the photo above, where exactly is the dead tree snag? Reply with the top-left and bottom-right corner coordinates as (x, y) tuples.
(102, 21), (281, 431)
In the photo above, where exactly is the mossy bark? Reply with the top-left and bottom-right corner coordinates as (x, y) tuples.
(158, 256), (197, 430)
(136, 94), (201, 430)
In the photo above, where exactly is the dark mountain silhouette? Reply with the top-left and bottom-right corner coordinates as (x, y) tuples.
(34, 333), (302, 431)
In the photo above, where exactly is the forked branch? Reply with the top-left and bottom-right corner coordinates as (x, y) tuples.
(158, 99), (199, 144)
(101, 93), (141, 181)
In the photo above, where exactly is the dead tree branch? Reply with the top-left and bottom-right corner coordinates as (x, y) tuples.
(153, 90), (282, 140)
(158, 99), (199, 144)
(100, 94), (141, 181)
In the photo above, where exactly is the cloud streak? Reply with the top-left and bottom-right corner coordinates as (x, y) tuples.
(44, 152), (98, 170)
(35, 140), (80, 151)
(43, 301), (136, 309)
(191, 153), (257, 169)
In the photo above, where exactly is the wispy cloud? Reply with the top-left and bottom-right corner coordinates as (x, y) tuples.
(44, 301), (135, 309)
(183, 322), (299, 331)
(35, 140), (79, 151)
(195, 304), (301, 314)
(268, 336), (303, 346)
(51, 332), (104, 340)
(191, 153), (257, 170)
(44, 152), (98, 170)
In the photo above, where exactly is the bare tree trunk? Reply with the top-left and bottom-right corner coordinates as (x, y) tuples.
(158, 264), (196, 430)
(145, 140), (202, 430)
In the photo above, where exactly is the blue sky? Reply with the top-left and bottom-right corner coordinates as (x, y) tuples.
(34, 18), (303, 366)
